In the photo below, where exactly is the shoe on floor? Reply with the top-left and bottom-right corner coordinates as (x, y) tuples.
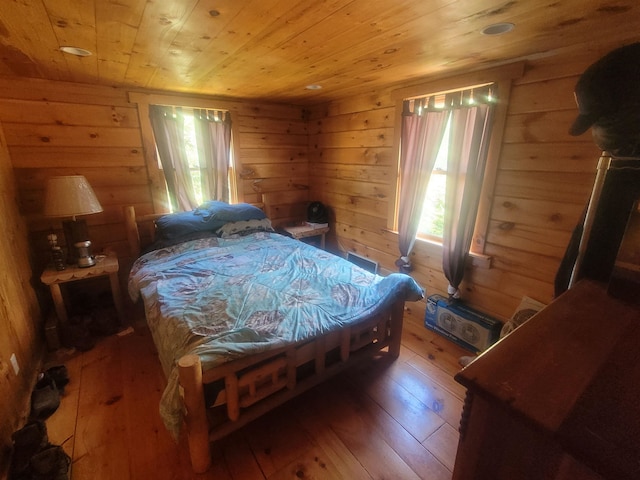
(30, 445), (71, 480)
(9, 420), (48, 479)
(45, 365), (70, 394)
(30, 373), (60, 420)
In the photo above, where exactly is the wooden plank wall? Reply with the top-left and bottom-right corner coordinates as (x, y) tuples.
(307, 46), (621, 322)
(0, 77), (308, 463)
(236, 104), (309, 225)
(0, 76), (309, 276)
(0, 78), (150, 272)
(0, 120), (43, 473)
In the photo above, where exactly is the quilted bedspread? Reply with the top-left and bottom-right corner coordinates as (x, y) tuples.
(128, 231), (423, 437)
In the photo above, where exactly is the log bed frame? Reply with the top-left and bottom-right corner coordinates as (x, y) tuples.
(123, 205), (407, 473)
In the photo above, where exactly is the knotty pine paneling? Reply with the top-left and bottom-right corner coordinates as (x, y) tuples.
(0, 120), (43, 474)
(309, 107), (395, 134)
(494, 170), (596, 204)
(499, 143), (600, 173)
(9, 146), (145, 169)
(308, 47), (616, 321)
(0, 77), (309, 277)
(234, 102), (309, 227)
(314, 146), (395, 166)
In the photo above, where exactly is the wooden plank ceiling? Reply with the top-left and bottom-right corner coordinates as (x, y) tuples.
(0, 0), (638, 105)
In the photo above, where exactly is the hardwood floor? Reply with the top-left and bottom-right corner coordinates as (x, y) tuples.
(44, 306), (471, 479)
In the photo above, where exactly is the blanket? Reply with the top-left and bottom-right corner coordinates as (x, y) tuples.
(128, 231), (424, 437)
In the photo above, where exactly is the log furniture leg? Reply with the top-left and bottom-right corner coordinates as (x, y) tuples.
(388, 300), (405, 358)
(178, 354), (211, 473)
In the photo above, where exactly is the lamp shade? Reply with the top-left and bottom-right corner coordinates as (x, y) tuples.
(43, 175), (103, 218)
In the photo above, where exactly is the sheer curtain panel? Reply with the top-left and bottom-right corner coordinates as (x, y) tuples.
(194, 109), (232, 203)
(396, 84), (496, 297)
(396, 99), (450, 272)
(149, 105), (198, 211)
(442, 89), (495, 298)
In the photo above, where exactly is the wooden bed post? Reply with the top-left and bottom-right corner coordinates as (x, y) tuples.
(177, 354), (212, 473)
(340, 327), (351, 362)
(388, 300), (405, 358)
(123, 206), (141, 258)
(225, 373), (240, 421)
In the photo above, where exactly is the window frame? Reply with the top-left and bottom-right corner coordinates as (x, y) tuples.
(389, 63), (524, 262)
(129, 92), (241, 213)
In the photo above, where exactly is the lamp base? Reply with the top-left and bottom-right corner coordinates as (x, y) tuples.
(76, 254), (96, 268)
(62, 219), (89, 265)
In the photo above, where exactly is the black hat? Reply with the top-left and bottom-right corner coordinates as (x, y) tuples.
(569, 42), (640, 136)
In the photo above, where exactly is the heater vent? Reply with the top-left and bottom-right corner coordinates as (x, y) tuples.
(346, 252), (378, 274)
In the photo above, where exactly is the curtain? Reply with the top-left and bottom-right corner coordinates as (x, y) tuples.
(149, 105), (198, 211)
(396, 99), (450, 272)
(442, 99), (495, 298)
(193, 109), (232, 203)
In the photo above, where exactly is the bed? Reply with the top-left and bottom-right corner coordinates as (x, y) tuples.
(124, 202), (424, 472)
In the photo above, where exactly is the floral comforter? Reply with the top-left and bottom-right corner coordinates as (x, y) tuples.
(128, 231), (423, 437)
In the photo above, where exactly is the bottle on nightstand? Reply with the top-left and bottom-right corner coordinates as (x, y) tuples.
(47, 233), (66, 271)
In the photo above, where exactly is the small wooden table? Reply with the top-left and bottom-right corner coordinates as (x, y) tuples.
(283, 224), (329, 249)
(40, 254), (125, 326)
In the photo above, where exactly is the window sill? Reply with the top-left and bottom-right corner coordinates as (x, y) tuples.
(386, 230), (492, 269)
(469, 251), (492, 269)
(418, 238), (492, 269)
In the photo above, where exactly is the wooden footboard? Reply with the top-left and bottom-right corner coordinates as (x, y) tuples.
(177, 298), (405, 473)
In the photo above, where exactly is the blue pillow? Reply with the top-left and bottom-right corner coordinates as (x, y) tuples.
(194, 201), (266, 222)
(155, 201), (266, 240)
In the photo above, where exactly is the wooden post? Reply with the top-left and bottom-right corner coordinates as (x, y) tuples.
(388, 300), (405, 358)
(314, 336), (326, 375)
(286, 348), (296, 390)
(376, 319), (386, 343)
(108, 271), (125, 325)
(340, 327), (351, 362)
(123, 206), (141, 258)
(177, 354), (211, 473)
(225, 373), (240, 421)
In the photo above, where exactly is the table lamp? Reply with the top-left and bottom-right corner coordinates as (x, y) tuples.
(43, 175), (103, 266)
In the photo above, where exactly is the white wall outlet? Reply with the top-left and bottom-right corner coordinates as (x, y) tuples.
(10, 353), (19, 375)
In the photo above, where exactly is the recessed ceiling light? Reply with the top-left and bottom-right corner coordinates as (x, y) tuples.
(60, 46), (93, 57)
(305, 84), (323, 90)
(481, 22), (515, 36)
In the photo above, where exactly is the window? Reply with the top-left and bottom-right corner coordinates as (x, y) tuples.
(411, 87), (497, 243)
(391, 63), (523, 296)
(129, 92), (240, 214)
(396, 83), (496, 250)
(156, 108), (234, 208)
(148, 105), (234, 212)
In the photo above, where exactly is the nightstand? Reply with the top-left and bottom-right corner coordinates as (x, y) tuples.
(40, 253), (125, 326)
(283, 224), (330, 249)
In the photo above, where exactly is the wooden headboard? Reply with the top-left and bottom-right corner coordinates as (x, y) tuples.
(123, 206), (163, 258)
(124, 200), (267, 259)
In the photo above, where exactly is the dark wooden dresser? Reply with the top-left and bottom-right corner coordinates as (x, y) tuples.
(452, 279), (640, 480)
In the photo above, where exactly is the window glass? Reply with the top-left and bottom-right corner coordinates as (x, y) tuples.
(154, 107), (234, 210)
(397, 82), (496, 251)
(181, 111), (203, 205)
(418, 117), (450, 241)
